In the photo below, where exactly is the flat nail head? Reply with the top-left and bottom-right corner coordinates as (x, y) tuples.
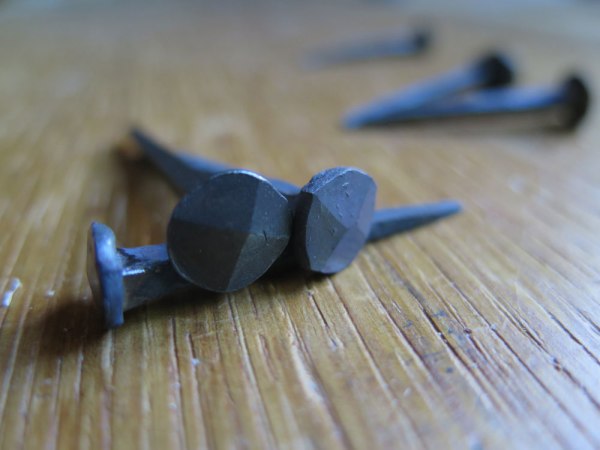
(477, 52), (515, 88)
(167, 170), (292, 293)
(87, 222), (125, 328)
(294, 168), (377, 274)
(561, 75), (590, 129)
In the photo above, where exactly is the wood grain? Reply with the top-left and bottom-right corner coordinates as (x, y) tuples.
(1, 2), (599, 449)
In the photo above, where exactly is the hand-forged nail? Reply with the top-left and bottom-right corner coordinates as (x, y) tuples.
(345, 74), (589, 130)
(305, 28), (431, 69)
(343, 51), (515, 128)
(128, 130), (463, 275)
(89, 197), (460, 328)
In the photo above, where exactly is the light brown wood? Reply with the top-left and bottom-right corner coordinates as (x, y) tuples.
(1, 2), (599, 449)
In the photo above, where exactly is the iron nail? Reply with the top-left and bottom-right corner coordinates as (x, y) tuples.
(87, 222), (190, 328)
(126, 130), (462, 276)
(346, 74), (590, 130)
(343, 51), (515, 128)
(89, 196), (461, 328)
(305, 28), (431, 69)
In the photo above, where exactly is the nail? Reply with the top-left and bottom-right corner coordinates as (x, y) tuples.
(167, 169), (292, 293)
(87, 222), (191, 328)
(368, 200), (462, 241)
(125, 129), (298, 196)
(127, 130), (462, 276)
(343, 51), (515, 128)
(89, 198), (461, 328)
(305, 29), (431, 69)
(350, 74), (590, 130)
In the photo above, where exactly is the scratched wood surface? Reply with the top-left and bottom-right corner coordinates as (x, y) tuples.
(1, 2), (600, 449)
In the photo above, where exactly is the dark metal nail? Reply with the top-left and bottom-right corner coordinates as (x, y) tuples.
(87, 222), (190, 328)
(348, 74), (590, 130)
(89, 197), (460, 328)
(127, 130), (461, 276)
(127, 129), (299, 196)
(305, 29), (431, 69)
(167, 169), (293, 293)
(343, 51), (515, 128)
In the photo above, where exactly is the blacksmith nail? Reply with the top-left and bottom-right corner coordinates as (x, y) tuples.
(305, 28), (431, 69)
(343, 51), (515, 128)
(347, 74), (589, 130)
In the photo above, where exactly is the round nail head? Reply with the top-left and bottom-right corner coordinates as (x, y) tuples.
(293, 167), (377, 274)
(561, 75), (590, 129)
(167, 170), (292, 293)
(87, 222), (125, 328)
(478, 52), (515, 88)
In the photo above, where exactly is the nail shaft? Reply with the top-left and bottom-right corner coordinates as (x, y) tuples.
(343, 52), (514, 128)
(305, 29), (430, 69)
(369, 200), (461, 241)
(130, 129), (299, 196)
(352, 75), (589, 129)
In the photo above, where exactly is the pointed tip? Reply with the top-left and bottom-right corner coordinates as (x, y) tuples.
(342, 110), (375, 129)
(368, 200), (463, 241)
(430, 199), (462, 218)
(342, 99), (406, 129)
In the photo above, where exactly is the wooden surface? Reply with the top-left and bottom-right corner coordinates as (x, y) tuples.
(1, 2), (600, 449)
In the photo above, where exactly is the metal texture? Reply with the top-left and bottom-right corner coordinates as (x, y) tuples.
(167, 170), (292, 292)
(343, 75), (589, 129)
(293, 167), (376, 273)
(128, 130), (461, 276)
(87, 222), (190, 328)
(304, 29), (431, 69)
(343, 51), (515, 128)
(88, 198), (460, 328)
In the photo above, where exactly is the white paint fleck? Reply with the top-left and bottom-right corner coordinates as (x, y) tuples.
(191, 358), (201, 367)
(45, 289), (55, 298)
(2, 278), (22, 308)
(169, 402), (177, 410)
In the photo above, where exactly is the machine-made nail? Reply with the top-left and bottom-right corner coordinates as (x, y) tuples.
(345, 75), (589, 130)
(305, 29), (431, 69)
(343, 51), (515, 128)
(126, 130), (461, 276)
(88, 197), (460, 328)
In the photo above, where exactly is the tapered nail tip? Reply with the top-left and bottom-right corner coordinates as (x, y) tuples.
(342, 111), (376, 129)
(436, 200), (462, 216)
(87, 222), (125, 329)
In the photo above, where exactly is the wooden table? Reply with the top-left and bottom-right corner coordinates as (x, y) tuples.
(1, 2), (599, 449)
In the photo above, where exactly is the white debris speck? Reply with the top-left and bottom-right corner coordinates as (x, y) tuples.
(2, 278), (22, 308)
(191, 358), (201, 367)
(45, 289), (56, 298)
(169, 402), (177, 410)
